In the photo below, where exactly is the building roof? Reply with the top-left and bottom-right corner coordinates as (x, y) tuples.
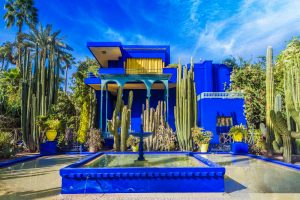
(87, 42), (170, 67)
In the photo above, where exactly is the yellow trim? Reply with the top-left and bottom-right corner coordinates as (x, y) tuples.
(125, 58), (164, 74)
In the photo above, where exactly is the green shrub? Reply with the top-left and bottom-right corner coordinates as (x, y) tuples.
(250, 129), (266, 155)
(86, 128), (103, 151)
(192, 127), (213, 145)
(0, 132), (16, 159)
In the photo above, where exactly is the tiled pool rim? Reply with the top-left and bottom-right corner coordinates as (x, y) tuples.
(60, 152), (226, 193)
(0, 152), (94, 168)
(1, 151), (299, 171)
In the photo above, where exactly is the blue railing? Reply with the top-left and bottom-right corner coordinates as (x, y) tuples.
(87, 67), (178, 83)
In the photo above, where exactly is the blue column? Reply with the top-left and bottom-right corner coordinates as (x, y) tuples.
(100, 86), (103, 131)
(164, 80), (169, 121)
(105, 84), (108, 132)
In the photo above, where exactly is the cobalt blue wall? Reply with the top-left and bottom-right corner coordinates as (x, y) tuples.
(96, 87), (176, 134)
(188, 61), (232, 94)
(199, 98), (246, 144)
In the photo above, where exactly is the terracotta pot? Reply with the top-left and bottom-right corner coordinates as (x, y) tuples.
(46, 129), (57, 141)
(132, 145), (139, 152)
(200, 144), (209, 153)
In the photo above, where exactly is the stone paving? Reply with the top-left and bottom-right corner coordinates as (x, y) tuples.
(0, 154), (300, 200)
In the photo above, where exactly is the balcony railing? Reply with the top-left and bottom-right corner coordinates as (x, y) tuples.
(125, 68), (162, 74)
(199, 92), (244, 100)
(87, 67), (178, 83)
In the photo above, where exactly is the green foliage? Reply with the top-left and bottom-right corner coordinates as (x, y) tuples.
(0, 42), (16, 70)
(87, 128), (103, 151)
(0, 68), (21, 118)
(77, 101), (89, 144)
(71, 58), (98, 131)
(229, 58), (266, 128)
(49, 91), (77, 130)
(250, 129), (266, 155)
(4, 0), (38, 31)
(228, 124), (247, 142)
(270, 38), (300, 163)
(192, 127), (212, 146)
(45, 119), (61, 131)
(0, 131), (16, 159)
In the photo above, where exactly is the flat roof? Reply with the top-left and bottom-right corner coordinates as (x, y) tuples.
(87, 42), (170, 67)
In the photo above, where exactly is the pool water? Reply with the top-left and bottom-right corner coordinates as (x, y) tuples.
(83, 154), (208, 168)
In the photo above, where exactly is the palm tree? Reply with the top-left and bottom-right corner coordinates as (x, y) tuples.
(0, 42), (16, 70)
(4, 0), (38, 68)
(23, 24), (72, 111)
(20, 24), (72, 151)
(61, 53), (75, 93)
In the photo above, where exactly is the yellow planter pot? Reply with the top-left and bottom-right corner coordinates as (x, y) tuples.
(132, 145), (139, 152)
(46, 130), (57, 141)
(200, 144), (209, 153)
(232, 132), (243, 142)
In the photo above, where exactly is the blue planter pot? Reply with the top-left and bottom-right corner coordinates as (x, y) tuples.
(231, 142), (248, 154)
(40, 141), (57, 155)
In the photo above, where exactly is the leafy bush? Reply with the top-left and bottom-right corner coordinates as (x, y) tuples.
(45, 119), (61, 131)
(192, 127), (213, 146)
(229, 58), (266, 129)
(228, 124), (247, 142)
(86, 128), (103, 151)
(77, 101), (89, 144)
(127, 135), (140, 147)
(154, 125), (178, 151)
(250, 129), (266, 155)
(0, 132), (16, 159)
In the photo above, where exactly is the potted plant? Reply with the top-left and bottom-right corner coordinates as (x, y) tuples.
(45, 119), (61, 141)
(127, 135), (139, 152)
(192, 127), (212, 152)
(228, 124), (248, 154)
(87, 128), (104, 152)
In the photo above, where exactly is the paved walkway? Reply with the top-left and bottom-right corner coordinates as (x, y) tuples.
(0, 154), (299, 200)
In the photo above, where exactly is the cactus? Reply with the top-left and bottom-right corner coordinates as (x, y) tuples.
(272, 94), (284, 153)
(142, 99), (166, 151)
(107, 87), (133, 152)
(270, 110), (298, 163)
(120, 91), (133, 152)
(174, 58), (197, 151)
(265, 46), (274, 152)
(270, 40), (300, 162)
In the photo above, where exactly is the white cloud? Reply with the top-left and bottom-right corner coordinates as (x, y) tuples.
(193, 0), (300, 61)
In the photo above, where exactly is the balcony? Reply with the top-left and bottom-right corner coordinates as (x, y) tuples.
(87, 67), (178, 83)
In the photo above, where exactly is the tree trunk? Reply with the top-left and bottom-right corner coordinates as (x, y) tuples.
(64, 65), (68, 93)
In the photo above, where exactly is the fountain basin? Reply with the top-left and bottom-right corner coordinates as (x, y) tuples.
(60, 152), (225, 193)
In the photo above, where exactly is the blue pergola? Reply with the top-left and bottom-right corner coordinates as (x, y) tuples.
(99, 74), (172, 131)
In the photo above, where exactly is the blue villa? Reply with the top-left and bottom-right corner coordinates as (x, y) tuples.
(84, 42), (246, 144)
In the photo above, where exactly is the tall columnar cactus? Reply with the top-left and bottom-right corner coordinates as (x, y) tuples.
(174, 59), (198, 151)
(270, 110), (300, 163)
(265, 46), (274, 152)
(107, 87), (133, 152)
(272, 94), (283, 153)
(142, 99), (166, 151)
(270, 41), (300, 163)
(120, 91), (133, 152)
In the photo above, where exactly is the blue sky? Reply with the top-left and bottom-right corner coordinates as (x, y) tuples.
(1, 0), (300, 64)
